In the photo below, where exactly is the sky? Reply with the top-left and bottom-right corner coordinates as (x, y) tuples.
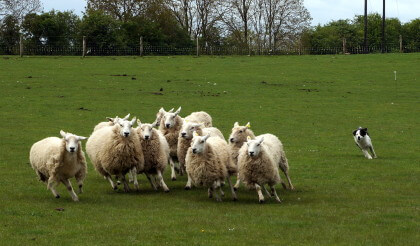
(41, 0), (419, 25)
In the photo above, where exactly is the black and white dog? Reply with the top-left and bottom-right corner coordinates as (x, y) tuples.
(353, 127), (377, 159)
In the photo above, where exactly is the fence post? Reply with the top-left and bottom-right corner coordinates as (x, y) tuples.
(196, 37), (199, 56)
(342, 38), (346, 54)
(82, 36), (86, 57)
(19, 35), (24, 57)
(248, 36), (251, 56)
(140, 36), (143, 56)
(399, 35), (403, 53)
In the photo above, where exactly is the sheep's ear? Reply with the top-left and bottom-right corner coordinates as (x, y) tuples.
(193, 131), (199, 137)
(106, 117), (114, 122)
(247, 136), (252, 142)
(130, 117), (136, 126)
(174, 106), (181, 115)
(137, 119), (142, 126)
(123, 113), (130, 120)
(77, 136), (87, 141)
(245, 122), (251, 128)
(203, 134), (211, 141)
(258, 137), (264, 144)
(60, 130), (67, 138)
(159, 107), (166, 114)
(234, 122), (239, 127)
(168, 108), (174, 113)
(152, 119), (159, 127)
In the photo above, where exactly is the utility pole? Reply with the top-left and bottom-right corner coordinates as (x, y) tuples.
(382, 0), (386, 53)
(364, 0), (368, 53)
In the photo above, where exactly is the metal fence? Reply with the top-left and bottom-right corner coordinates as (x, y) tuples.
(0, 41), (419, 56)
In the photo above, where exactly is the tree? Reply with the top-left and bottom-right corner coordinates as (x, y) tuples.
(0, 15), (19, 54)
(402, 18), (419, 49)
(0, 0), (42, 23)
(86, 0), (145, 22)
(166, 0), (195, 37)
(222, 0), (253, 46)
(79, 10), (120, 49)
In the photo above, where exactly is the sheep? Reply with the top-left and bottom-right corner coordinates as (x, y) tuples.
(184, 111), (213, 127)
(129, 119), (170, 192)
(237, 134), (289, 203)
(29, 130), (88, 201)
(185, 132), (237, 201)
(179, 121), (225, 189)
(157, 107), (184, 180)
(228, 122), (255, 189)
(93, 113), (130, 132)
(86, 117), (144, 192)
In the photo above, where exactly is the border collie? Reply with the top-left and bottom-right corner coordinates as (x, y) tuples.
(353, 127), (377, 159)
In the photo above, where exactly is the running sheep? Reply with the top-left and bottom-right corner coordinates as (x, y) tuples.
(237, 134), (291, 203)
(179, 121), (224, 189)
(86, 117), (144, 192)
(185, 132), (237, 201)
(29, 130), (88, 201)
(129, 119), (170, 192)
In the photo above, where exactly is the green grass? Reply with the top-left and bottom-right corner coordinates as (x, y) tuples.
(0, 54), (419, 245)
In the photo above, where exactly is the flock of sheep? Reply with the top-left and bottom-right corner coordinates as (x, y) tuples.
(29, 107), (294, 203)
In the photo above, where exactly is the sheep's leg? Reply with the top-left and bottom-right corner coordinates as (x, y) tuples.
(213, 182), (222, 202)
(270, 185), (282, 203)
(226, 176), (238, 201)
(146, 173), (158, 191)
(283, 170), (294, 190)
(369, 146), (377, 158)
(217, 180), (225, 197)
(208, 187), (213, 198)
(62, 179), (79, 202)
(156, 170), (170, 192)
(233, 174), (240, 191)
(105, 175), (118, 190)
(115, 175), (121, 185)
(169, 157), (176, 181)
(255, 184), (265, 203)
(119, 174), (130, 192)
(179, 162), (185, 176)
(263, 185), (272, 198)
(131, 167), (139, 190)
(185, 173), (192, 190)
(75, 171), (85, 194)
(47, 177), (60, 198)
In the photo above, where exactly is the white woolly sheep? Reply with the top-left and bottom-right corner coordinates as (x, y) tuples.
(185, 132), (237, 201)
(237, 134), (290, 203)
(29, 130), (88, 201)
(184, 111), (213, 127)
(179, 121), (224, 189)
(86, 117), (144, 192)
(93, 113), (130, 132)
(228, 122), (255, 189)
(129, 119), (170, 192)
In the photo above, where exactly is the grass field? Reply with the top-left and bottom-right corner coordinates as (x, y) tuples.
(0, 54), (419, 245)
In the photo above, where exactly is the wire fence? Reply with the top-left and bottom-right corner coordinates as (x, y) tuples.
(0, 39), (419, 56)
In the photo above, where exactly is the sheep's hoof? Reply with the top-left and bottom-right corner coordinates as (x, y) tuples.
(117, 181), (121, 185)
(55, 195), (60, 199)
(171, 177), (176, 181)
(113, 186), (118, 191)
(164, 189), (170, 193)
(259, 199), (265, 204)
(233, 187), (238, 191)
(233, 197), (238, 202)
(73, 198), (79, 202)
(208, 194), (213, 199)
(216, 198), (222, 202)
(184, 186), (191, 190)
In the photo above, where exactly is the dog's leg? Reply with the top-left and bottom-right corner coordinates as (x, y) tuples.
(355, 143), (362, 150)
(362, 149), (372, 159)
(369, 146), (377, 158)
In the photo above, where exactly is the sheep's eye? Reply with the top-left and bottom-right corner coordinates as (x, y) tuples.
(257, 144), (260, 146)
(172, 116), (175, 119)
(201, 140), (204, 143)
(190, 127), (194, 130)
(239, 130), (243, 133)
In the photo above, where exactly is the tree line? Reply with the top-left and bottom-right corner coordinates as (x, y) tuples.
(0, 0), (418, 53)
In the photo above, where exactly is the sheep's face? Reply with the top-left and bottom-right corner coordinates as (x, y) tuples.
(246, 137), (264, 157)
(163, 107), (181, 129)
(106, 113), (130, 125)
(181, 122), (203, 139)
(139, 124), (154, 140)
(117, 118), (136, 138)
(229, 122), (251, 144)
(191, 133), (210, 154)
(60, 130), (87, 153)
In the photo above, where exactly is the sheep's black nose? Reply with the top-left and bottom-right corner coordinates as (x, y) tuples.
(145, 136), (149, 140)
(70, 147), (75, 152)
(249, 151), (254, 156)
(230, 138), (234, 143)
(181, 132), (186, 137)
(124, 132), (129, 137)
(166, 124), (170, 128)
(192, 148), (197, 153)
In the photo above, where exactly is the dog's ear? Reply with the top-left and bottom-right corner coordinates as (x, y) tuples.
(360, 128), (368, 136)
(362, 128), (368, 133)
(352, 129), (357, 136)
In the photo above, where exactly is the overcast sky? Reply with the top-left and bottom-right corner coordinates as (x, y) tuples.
(41, 0), (419, 25)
